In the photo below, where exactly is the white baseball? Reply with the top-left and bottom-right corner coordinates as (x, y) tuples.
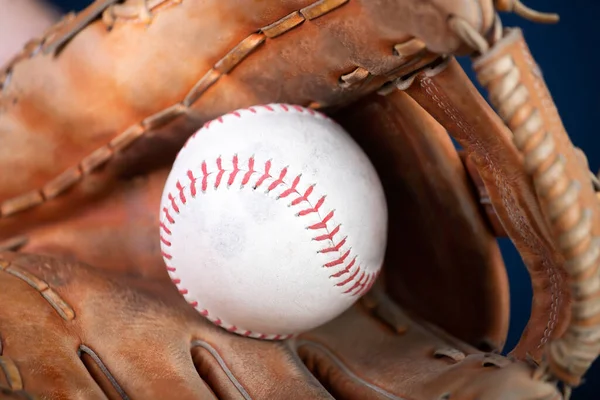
(159, 104), (388, 339)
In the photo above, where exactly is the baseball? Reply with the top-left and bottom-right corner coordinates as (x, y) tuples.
(159, 104), (388, 339)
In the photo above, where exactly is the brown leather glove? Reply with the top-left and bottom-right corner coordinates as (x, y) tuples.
(1, 0), (598, 399)
(0, 159), (559, 399)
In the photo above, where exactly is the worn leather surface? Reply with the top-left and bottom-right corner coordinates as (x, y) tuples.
(0, 0), (494, 225)
(403, 57), (570, 362)
(0, 94), (560, 397)
(0, 249), (561, 400)
(0, 86), (562, 398)
(472, 28), (600, 385)
(0, 0), (580, 398)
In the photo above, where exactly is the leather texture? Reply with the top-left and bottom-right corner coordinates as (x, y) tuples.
(403, 57), (569, 362)
(0, 0), (596, 398)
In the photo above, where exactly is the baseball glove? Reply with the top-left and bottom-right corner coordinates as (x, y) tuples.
(0, 0), (598, 399)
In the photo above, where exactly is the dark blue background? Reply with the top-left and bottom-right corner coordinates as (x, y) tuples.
(43, 0), (600, 397)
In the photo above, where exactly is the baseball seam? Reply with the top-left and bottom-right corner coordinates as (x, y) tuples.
(160, 104), (378, 339)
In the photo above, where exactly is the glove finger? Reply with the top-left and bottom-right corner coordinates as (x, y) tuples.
(74, 270), (333, 400)
(76, 345), (216, 400)
(189, 335), (332, 399)
(293, 286), (561, 400)
(0, 257), (109, 400)
(1, 251), (219, 400)
(2, 164), (334, 399)
(0, 252), (335, 400)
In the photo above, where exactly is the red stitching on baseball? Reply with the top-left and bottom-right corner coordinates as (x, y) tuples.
(267, 167), (288, 192)
(242, 158), (255, 185)
(337, 265), (361, 286)
(319, 237), (347, 254)
(325, 250), (351, 268)
(361, 274), (376, 295)
(356, 275), (371, 296)
(228, 155), (240, 186)
(163, 207), (175, 223)
(160, 222), (172, 235)
(161, 105), (375, 339)
(292, 185), (313, 206)
(201, 161), (209, 192)
(308, 210), (333, 230)
(215, 156), (225, 189)
(343, 271), (365, 294)
(279, 175), (301, 199)
(168, 193), (180, 213)
(188, 170), (198, 197)
(176, 181), (187, 205)
(314, 224), (340, 242)
(359, 274), (377, 296)
(191, 104), (326, 146)
(330, 257), (355, 278)
(160, 235), (172, 247)
(298, 195), (325, 216)
(255, 160), (271, 188)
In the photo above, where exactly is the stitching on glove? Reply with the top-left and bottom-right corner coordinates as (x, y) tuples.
(0, 0), (434, 221)
(0, 260), (75, 321)
(191, 340), (252, 400)
(160, 104), (378, 339)
(516, 40), (561, 348)
(418, 75), (561, 349)
(78, 345), (129, 400)
(103, 0), (171, 27)
(0, 0), (346, 219)
(295, 340), (400, 398)
(0, 356), (23, 391)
